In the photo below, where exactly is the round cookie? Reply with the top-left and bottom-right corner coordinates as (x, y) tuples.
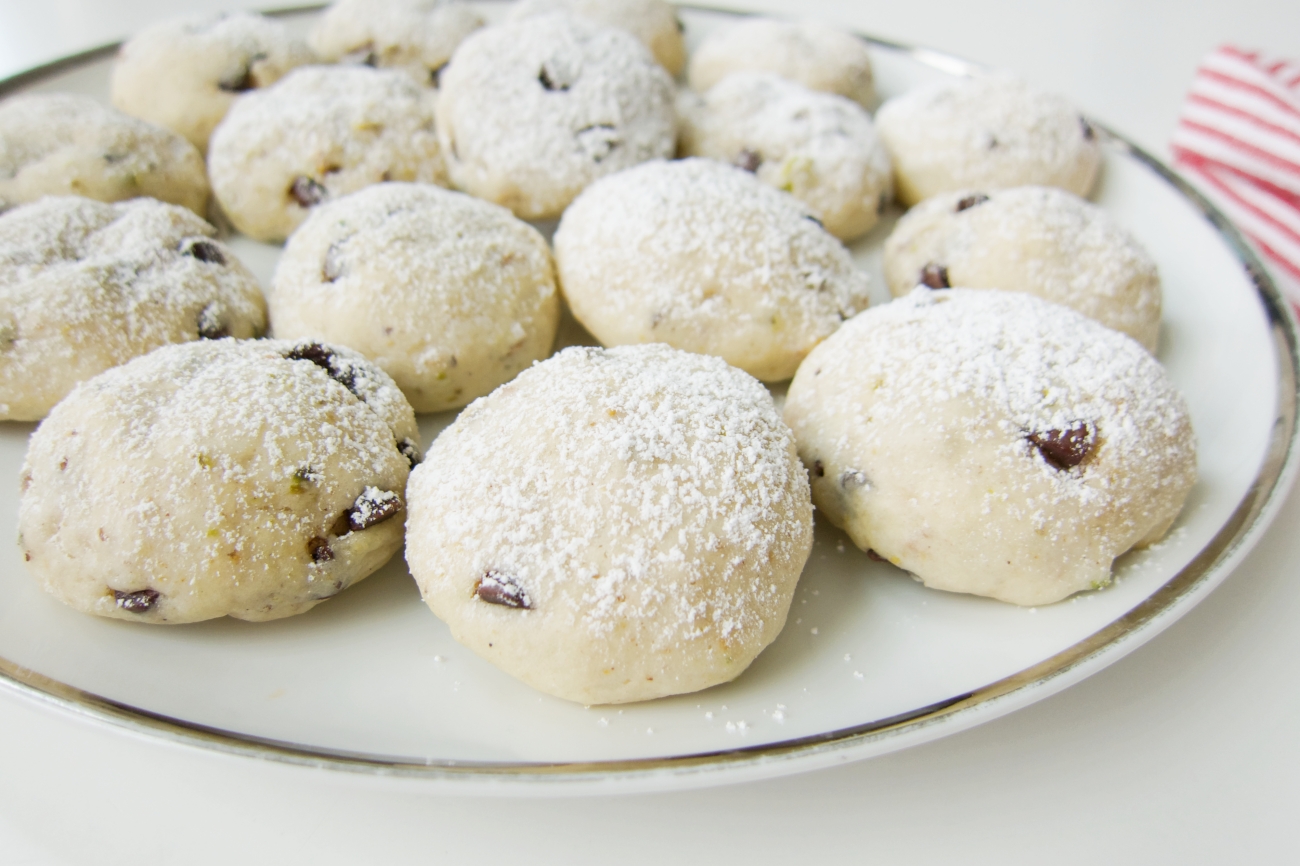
(435, 12), (676, 220)
(0, 196), (266, 421)
(207, 65), (447, 242)
(553, 158), (871, 381)
(406, 343), (813, 705)
(18, 338), (421, 624)
(509, 0), (686, 76)
(883, 186), (1161, 351)
(875, 74), (1102, 206)
(678, 72), (893, 241)
(688, 18), (875, 109)
(309, 0), (484, 86)
(783, 289), (1197, 607)
(0, 93), (209, 216)
(271, 182), (559, 412)
(111, 11), (315, 154)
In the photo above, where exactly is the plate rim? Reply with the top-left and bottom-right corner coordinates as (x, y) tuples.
(1, 1), (1297, 793)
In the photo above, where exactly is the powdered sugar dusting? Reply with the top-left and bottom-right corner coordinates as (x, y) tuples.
(0, 196), (266, 420)
(786, 288), (1196, 603)
(408, 344), (812, 650)
(554, 157), (871, 380)
(207, 64), (446, 241)
(823, 289), (1191, 505)
(19, 338), (418, 622)
(0, 93), (208, 214)
(309, 0), (485, 83)
(678, 72), (893, 240)
(273, 182), (554, 325)
(509, 0), (686, 75)
(435, 12), (676, 219)
(883, 186), (1162, 350)
(875, 73), (1101, 204)
(688, 18), (876, 108)
(270, 181), (558, 411)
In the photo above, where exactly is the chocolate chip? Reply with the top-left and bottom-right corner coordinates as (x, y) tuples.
(734, 149), (762, 172)
(474, 570), (531, 609)
(877, 195), (887, 215)
(865, 549), (887, 563)
(288, 343), (335, 369)
(197, 303), (228, 340)
(985, 134), (999, 149)
(675, 16), (685, 33)
(840, 469), (869, 489)
(180, 239), (226, 265)
(289, 176), (327, 209)
(804, 214), (825, 229)
(285, 343), (357, 394)
(956, 193), (989, 213)
(577, 124), (620, 163)
(307, 536), (334, 562)
(114, 588), (160, 613)
(538, 62), (570, 91)
(322, 241), (345, 283)
(218, 59), (260, 93)
(920, 263), (950, 289)
(1079, 116), (1096, 140)
(340, 488), (403, 533)
(1027, 423), (1094, 470)
(430, 62), (447, 87)
(397, 438), (422, 468)
(812, 459), (825, 478)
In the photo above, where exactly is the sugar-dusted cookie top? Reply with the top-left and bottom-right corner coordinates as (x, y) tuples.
(207, 64), (446, 242)
(875, 74), (1102, 206)
(111, 10), (315, 153)
(0, 93), (209, 215)
(435, 12), (676, 220)
(406, 343), (813, 704)
(0, 195), (265, 420)
(784, 288), (1197, 606)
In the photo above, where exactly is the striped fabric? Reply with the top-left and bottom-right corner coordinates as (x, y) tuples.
(1171, 46), (1300, 307)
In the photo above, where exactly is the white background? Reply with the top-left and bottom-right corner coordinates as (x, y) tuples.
(2, 1), (1299, 862)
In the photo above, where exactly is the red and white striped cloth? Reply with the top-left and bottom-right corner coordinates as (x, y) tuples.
(1171, 46), (1300, 307)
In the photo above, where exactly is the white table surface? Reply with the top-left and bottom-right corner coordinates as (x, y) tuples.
(2, 1), (1299, 863)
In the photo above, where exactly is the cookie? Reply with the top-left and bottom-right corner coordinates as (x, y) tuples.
(875, 74), (1102, 206)
(435, 12), (676, 220)
(0, 196), (266, 421)
(406, 344), (813, 704)
(688, 18), (875, 109)
(0, 93), (209, 216)
(110, 11), (315, 154)
(271, 182), (559, 412)
(553, 158), (871, 381)
(883, 186), (1161, 351)
(18, 339), (421, 624)
(309, 0), (484, 86)
(508, 0), (686, 76)
(207, 65), (447, 242)
(678, 71), (893, 241)
(783, 289), (1197, 606)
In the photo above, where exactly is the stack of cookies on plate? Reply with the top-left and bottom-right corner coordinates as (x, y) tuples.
(0, 0), (1194, 706)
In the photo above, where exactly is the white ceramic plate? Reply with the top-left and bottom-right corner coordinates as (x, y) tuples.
(0, 4), (1296, 794)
